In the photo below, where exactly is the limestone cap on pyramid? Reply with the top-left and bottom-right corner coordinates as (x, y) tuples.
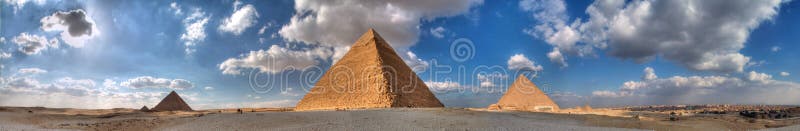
(491, 74), (560, 112)
(294, 28), (444, 111)
(151, 91), (193, 111)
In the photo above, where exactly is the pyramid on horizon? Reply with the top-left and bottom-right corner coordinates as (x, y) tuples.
(294, 29), (444, 111)
(490, 74), (560, 112)
(139, 106), (150, 112)
(151, 91), (193, 111)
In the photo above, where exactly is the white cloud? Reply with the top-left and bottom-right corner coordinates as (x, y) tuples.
(546, 48), (567, 68)
(0, 71), (170, 109)
(40, 9), (99, 48)
(258, 25), (268, 35)
(430, 26), (446, 38)
(219, 4), (259, 35)
(747, 71), (773, 82)
(425, 81), (463, 92)
(280, 88), (299, 96)
(771, 46), (781, 52)
(219, 45), (332, 75)
(0, 52), (11, 59)
(523, 0), (785, 73)
(591, 67), (800, 106)
(780, 72), (790, 77)
(204, 86), (214, 90)
(507, 54), (543, 71)
(17, 68), (47, 75)
(102, 79), (119, 90)
(5, 0), (46, 14)
(119, 76), (194, 90)
(273, 0), (482, 73)
(280, 0), (482, 48)
(642, 67), (657, 80)
(169, 2), (183, 15)
(180, 9), (210, 54)
(246, 94), (262, 99)
(13, 32), (59, 55)
(402, 51), (430, 72)
(477, 73), (508, 88)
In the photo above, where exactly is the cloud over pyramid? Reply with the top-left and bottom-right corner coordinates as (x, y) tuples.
(295, 29), (444, 111)
(151, 91), (193, 111)
(491, 75), (560, 112)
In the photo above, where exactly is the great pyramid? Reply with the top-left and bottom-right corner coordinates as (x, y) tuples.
(294, 29), (444, 111)
(490, 74), (560, 112)
(151, 91), (193, 111)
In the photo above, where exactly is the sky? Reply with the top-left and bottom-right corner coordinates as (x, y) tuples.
(1, 0), (799, 109)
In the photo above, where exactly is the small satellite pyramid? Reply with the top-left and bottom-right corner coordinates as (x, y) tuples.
(294, 29), (444, 111)
(139, 106), (150, 112)
(490, 74), (559, 112)
(151, 91), (193, 111)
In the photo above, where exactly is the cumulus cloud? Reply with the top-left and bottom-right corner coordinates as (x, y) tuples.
(0, 71), (178, 109)
(269, 0), (481, 74)
(780, 72), (790, 77)
(40, 9), (99, 48)
(0, 77), (166, 108)
(280, 0), (482, 47)
(546, 48), (567, 68)
(642, 67), (657, 80)
(477, 73), (508, 88)
(180, 9), (210, 54)
(13, 32), (59, 55)
(507, 54), (543, 71)
(425, 81), (463, 92)
(591, 67), (800, 106)
(429, 26), (447, 38)
(523, 0), (785, 73)
(219, 4), (259, 35)
(120, 76), (194, 90)
(219, 45), (332, 75)
(204, 86), (214, 90)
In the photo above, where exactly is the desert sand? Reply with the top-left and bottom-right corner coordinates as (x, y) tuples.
(3, 106), (800, 131)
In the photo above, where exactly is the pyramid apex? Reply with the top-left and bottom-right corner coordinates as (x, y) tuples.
(517, 74), (529, 80)
(363, 28), (381, 38)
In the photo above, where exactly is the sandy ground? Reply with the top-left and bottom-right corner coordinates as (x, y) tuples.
(2, 107), (800, 131)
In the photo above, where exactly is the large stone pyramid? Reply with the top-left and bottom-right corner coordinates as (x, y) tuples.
(491, 74), (560, 112)
(151, 91), (193, 111)
(294, 29), (444, 111)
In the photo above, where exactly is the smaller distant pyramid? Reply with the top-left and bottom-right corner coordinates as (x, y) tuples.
(582, 104), (592, 111)
(140, 106), (150, 112)
(151, 91), (193, 111)
(489, 74), (560, 112)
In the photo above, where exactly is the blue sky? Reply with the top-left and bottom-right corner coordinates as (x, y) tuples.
(1, 0), (799, 109)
